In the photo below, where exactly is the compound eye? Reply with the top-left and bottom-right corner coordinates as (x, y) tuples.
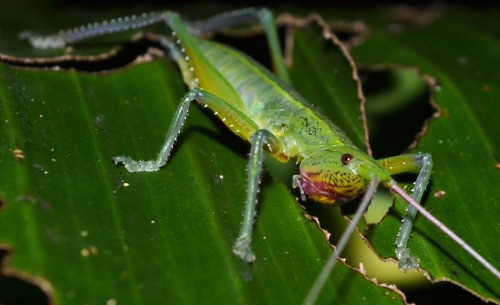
(341, 153), (353, 165)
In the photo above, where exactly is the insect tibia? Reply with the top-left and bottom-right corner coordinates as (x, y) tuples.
(20, 12), (168, 49)
(190, 7), (260, 35)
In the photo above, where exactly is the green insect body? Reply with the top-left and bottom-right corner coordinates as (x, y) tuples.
(22, 7), (428, 267)
(151, 13), (429, 267)
(21, 8), (499, 304)
(173, 18), (394, 203)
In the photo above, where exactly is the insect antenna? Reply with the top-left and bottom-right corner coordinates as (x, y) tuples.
(390, 183), (500, 279)
(302, 176), (380, 305)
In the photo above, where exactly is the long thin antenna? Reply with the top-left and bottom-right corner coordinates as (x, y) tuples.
(390, 183), (500, 279)
(302, 177), (380, 305)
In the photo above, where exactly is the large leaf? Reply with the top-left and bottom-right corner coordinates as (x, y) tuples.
(0, 3), (498, 305)
(0, 5), (409, 305)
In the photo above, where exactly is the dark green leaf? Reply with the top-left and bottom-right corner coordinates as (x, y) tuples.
(0, 7), (411, 305)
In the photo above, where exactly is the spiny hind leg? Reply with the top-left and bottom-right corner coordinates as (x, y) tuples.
(191, 8), (290, 83)
(379, 153), (432, 271)
(20, 7), (288, 84)
(113, 88), (258, 172)
(19, 11), (176, 49)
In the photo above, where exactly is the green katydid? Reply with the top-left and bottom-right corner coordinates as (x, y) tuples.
(20, 7), (499, 304)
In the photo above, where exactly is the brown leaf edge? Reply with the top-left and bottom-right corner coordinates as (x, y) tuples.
(0, 245), (55, 305)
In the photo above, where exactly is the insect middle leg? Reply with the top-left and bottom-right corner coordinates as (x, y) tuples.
(379, 153), (432, 270)
(113, 88), (257, 171)
(113, 87), (283, 262)
(233, 129), (283, 262)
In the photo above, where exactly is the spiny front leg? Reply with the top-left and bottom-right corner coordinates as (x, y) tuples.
(379, 153), (432, 271)
(233, 129), (282, 263)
